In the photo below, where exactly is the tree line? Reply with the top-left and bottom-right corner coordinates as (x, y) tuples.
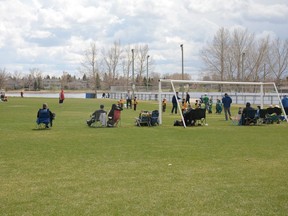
(201, 27), (288, 87)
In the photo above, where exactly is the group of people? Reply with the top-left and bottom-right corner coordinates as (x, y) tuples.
(118, 90), (138, 111)
(168, 92), (233, 121)
(35, 89), (288, 128)
(86, 104), (122, 127)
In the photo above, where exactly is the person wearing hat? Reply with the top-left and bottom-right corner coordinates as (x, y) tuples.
(281, 95), (288, 114)
(222, 93), (232, 121)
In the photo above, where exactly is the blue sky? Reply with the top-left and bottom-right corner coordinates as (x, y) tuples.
(1, 0), (288, 79)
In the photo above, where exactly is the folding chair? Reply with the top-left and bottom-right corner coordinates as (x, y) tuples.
(135, 111), (151, 126)
(242, 109), (257, 125)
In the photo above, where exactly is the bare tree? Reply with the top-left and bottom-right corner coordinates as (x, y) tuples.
(201, 27), (230, 81)
(245, 36), (269, 82)
(10, 71), (24, 90)
(102, 40), (122, 88)
(135, 44), (149, 84)
(0, 68), (9, 90)
(121, 45), (133, 88)
(27, 68), (43, 90)
(80, 42), (101, 97)
(230, 28), (254, 81)
(267, 38), (288, 86)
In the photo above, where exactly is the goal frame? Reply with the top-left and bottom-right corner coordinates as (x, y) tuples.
(158, 79), (287, 128)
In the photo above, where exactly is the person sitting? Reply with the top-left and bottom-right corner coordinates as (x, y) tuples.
(107, 104), (123, 127)
(86, 104), (107, 126)
(0, 92), (8, 102)
(36, 103), (54, 128)
(240, 102), (255, 125)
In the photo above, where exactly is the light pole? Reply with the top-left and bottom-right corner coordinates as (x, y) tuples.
(146, 55), (150, 92)
(241, 52), (245, 81)
(131, 49), (135, 98)
(180, 44), (184, 97)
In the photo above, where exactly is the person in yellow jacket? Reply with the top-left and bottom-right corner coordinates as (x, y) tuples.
(133, 97), (138, 111)
(162, 98), (167, 112)
(181, 98), (187, 113)
(118, 97), (124, 109)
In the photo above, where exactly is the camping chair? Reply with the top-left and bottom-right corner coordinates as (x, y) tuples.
(231, 113), (242, 125)
(90, 112), (107, 127)
(242, 109), (257, 125)
(265, 107), (282, 124)
(107, 109), (121, 127)
(113, 109), (121, 127)
(256, 109), (267, 125)
(150, 110), (159, 126)
(135, 111), (151, 126)
(87, 110), (107, 127)
(36, 109), (53, 129)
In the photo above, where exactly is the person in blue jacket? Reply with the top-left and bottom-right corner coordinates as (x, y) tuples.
(171, 92), (181, 114)
(281, 95), (288, 115)
(222, 93), (232, 121)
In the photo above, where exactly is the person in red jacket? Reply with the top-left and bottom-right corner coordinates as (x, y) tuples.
(59, 89), (65, 104)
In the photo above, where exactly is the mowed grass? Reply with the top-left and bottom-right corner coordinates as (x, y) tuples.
(1, 97), (288, 216)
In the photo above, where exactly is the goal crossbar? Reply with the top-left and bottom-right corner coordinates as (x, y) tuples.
(158, 79), (287, 127)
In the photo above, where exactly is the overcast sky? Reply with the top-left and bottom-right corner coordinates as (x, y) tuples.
(1, 0), (288, 79)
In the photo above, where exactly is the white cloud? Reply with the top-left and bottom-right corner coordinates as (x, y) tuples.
(0, 0), (288, 79)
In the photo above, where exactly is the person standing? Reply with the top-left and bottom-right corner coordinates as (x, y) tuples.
(59, 89), (65, 104)
(133, 97), (138, 111)
(162, 98), (167, 112)
(185, 92), (190, 104)
(171, 92), (181, 114)
(222, 93), (232, 120)
(202, 93), (209, 111)
(126, 90), (132, 109)
(281, 95), (288, 115)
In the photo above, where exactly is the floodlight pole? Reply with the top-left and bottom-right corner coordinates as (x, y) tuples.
(180, 44), (184, 98)
(146, 55), (150, 92)
(131, 49), (135, 98)
(242, 52), (245, 81)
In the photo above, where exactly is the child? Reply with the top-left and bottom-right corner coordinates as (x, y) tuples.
(162, 98), (167, 112)
(181, 98), (187, 113)
(215, 99), (222, 114)
(118, 98), (124, 109)
(133, 97), (138, 111)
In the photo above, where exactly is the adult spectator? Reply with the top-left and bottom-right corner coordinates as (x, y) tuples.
(185, 92), (190, 104)
(37, 103), (54, 128)
(59, 89), (65, 104)
(86, 104), (107, 126)
(171, 92), (181, 114)
(126, 90), (132, 109)
(281, 95), (288, 114)
(222, 93), (232, 120)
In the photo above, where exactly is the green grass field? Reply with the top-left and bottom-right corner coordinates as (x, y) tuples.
(1, 97), (288, 215)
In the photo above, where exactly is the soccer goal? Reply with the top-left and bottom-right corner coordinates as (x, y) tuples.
(158, 79), (287, 127)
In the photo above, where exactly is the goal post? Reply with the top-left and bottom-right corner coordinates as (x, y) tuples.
(158, 79), (287, 127)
